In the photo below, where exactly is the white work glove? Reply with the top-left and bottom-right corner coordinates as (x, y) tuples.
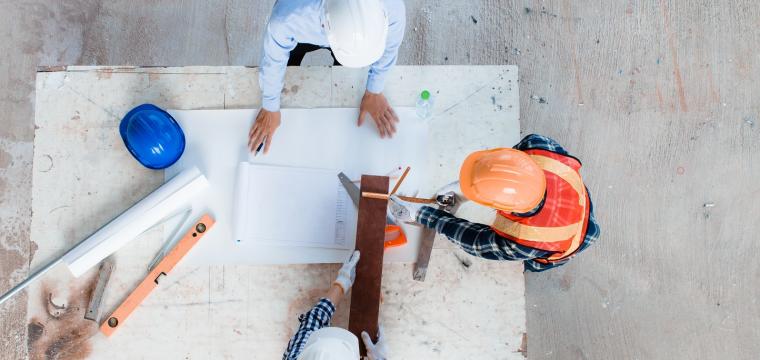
(388, 195), (426, 223)
(361, 326), (389, 360)
(435, 181), (467, 215)
(333, 250), (360, 294)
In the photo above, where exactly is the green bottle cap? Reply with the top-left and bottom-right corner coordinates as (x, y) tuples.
(421, 90), (430, 100)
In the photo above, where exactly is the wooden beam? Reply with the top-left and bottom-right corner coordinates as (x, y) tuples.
(348, 175), (389, 356)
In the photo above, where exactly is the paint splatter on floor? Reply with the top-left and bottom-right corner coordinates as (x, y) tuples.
(27, 276), (99, 360)
(530, 95), (548, 104)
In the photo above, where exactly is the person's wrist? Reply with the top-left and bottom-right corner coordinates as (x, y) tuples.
(332, 280), (346, 294)
(261, 99), (280, 112)
(416, 205), (434, 224)
(365, 76), (384, 94)
(326, 283), (344, 305)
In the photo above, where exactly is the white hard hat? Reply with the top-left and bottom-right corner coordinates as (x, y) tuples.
(297, 327), (360, 360)
(324, 0), (389, 68)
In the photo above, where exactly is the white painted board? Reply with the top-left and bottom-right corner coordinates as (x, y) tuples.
(165, 108), (429, 264)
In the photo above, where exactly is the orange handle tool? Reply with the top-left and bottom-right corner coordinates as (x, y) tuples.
(100, 214), (215, 337)
(383, 225), (407, 248)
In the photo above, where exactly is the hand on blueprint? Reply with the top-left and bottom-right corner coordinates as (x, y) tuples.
(333, 250), (360, 294)
(361, 325), (389, 360)
(248, 109), (281, 155)
(388, 195), (425, 223)
(358, 90), (399, 138)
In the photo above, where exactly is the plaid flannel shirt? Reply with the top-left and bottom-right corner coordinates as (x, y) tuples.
(417, 134), (600, 272)
(282, 298), (336, 360)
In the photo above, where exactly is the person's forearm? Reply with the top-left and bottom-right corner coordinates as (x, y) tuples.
(416, 206), (549, 261)
(326, 283), (343, 305)
(259, 21), (294, 112)
(259, 58), (286, 112)
(366, 0), (405, 94)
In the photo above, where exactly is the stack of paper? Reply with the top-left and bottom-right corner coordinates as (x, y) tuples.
(232, 163), (352, 250)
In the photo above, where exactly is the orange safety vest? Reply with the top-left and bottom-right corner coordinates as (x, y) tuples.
(491, 149), (590, 263)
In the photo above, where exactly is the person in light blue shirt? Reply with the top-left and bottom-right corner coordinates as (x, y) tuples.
(248, 0), (407, 155)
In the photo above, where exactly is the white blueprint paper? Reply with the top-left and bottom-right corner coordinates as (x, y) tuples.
(166, 108), (428, 264)
(232, 163), (351, 250)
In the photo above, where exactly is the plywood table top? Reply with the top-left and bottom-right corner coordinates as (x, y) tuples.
(29, 66), (525, 359)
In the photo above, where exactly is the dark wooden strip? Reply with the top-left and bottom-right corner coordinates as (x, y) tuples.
(348, 175), (389, 356)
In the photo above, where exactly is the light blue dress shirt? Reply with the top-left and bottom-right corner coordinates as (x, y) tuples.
(259, 0), (406, 111)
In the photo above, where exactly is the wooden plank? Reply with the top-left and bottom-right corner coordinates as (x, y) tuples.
(348, 175), (389, 356)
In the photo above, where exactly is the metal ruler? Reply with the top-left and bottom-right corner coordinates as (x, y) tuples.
(413, 192), (456, 281)
(84, 257), (115, 322)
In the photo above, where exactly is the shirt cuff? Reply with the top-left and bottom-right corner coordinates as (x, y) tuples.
(261, 97), (281, 112)
(316, 297), (336, 313)
(365, 75), (386, 94)
(416, 206), (446, 228)
(298, 298), (336, 326)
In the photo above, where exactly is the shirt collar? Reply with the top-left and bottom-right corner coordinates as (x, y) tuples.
(511, 192), (547, 218)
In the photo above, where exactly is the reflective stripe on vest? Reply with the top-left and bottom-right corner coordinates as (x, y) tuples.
(491, 153), (588, 262)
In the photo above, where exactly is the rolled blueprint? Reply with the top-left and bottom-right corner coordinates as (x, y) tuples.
(62, 166), (209, 277)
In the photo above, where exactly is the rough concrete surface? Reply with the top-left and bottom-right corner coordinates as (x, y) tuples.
(1, 1), (759, 359)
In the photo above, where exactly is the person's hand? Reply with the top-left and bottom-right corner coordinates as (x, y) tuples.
(388, 195), (426, 223)
(358, 91), (399, 138)
(248, 109), (281, 155)
(435, 181), (467, 215)
(333, 250), (360, 294)
(361, 326), (388, 360)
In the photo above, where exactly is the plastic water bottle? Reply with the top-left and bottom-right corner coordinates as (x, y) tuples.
(416, 90), (433, 119)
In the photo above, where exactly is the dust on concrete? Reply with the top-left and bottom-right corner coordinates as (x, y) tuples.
(0, 148), (12, 168)
(518, 332), (527, 357)
(0, 177), (7, 201)
(530, 94), (548, 104)
(559, 272), (574, 291)
(0, 246), (26, 289)
(27, 276), (99, 360)
(95, 71), (112, 80)
(283, 287), (326, 339)
(453, 252), (472, 269)
(28, 241), (39, 264)
(282, 84), (300, 96)
(39, 154), (54, 172)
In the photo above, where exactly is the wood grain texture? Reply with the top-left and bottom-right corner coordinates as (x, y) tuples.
(348, 175), (389, 356)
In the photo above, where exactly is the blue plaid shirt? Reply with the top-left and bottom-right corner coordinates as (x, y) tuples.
(282, 298), (336, 360)
(417, 134), (600, 272)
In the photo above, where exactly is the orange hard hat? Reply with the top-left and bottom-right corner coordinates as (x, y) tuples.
(459, 148), (546, 213)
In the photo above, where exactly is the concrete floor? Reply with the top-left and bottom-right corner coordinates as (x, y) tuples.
(1, 1), (759, 359)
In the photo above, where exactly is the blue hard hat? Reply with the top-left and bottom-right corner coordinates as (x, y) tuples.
(119, 104), (185, 169)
